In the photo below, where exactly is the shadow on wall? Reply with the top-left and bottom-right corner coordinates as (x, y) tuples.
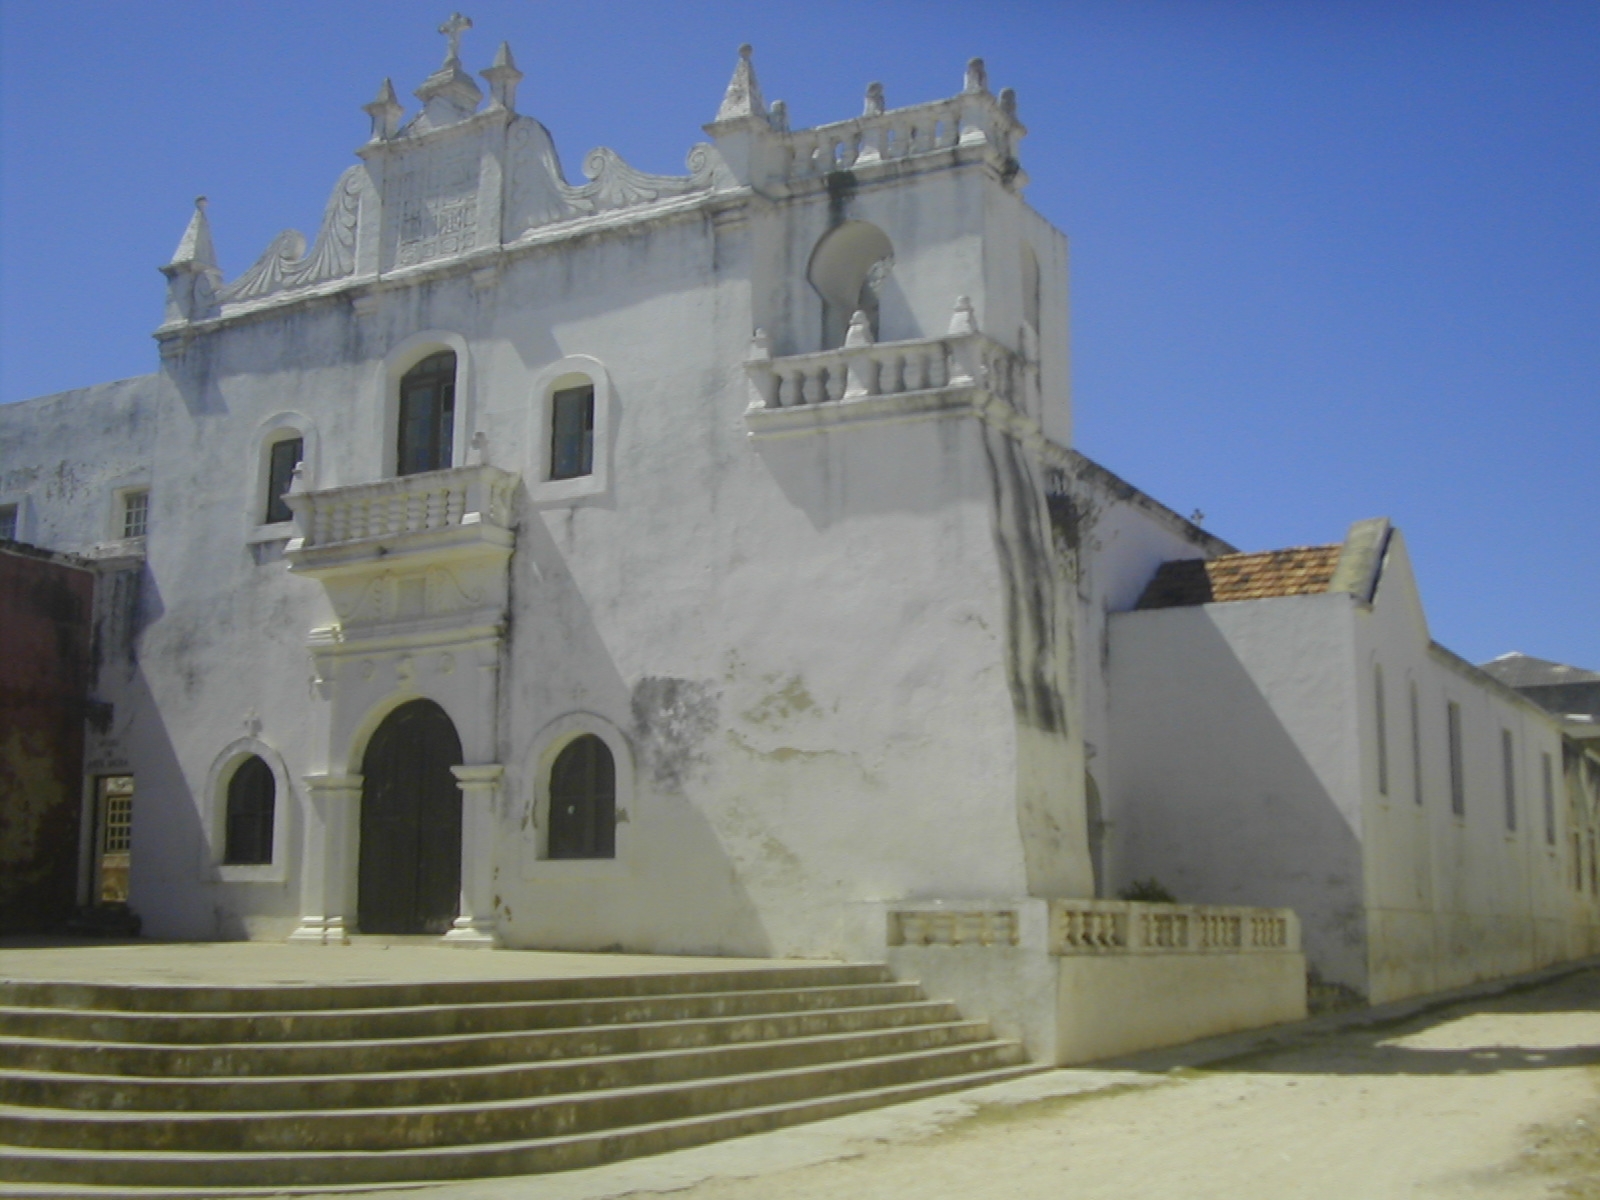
(752, 413), (988, 533)
(1108, 604), (1367, 992)
(505, 503), (775, 957)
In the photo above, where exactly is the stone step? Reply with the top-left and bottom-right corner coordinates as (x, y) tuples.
(0, 1020), (997, 1111)
(0, 963), (892, 1014)
(0, 1060), (1037, 1191)
(0, 981), (926, 1043)
(0, 998), (962, 1077)
(0, 1040), (1027, 1155)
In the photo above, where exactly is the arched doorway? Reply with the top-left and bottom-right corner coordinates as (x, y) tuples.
(358, 699), (463, 934)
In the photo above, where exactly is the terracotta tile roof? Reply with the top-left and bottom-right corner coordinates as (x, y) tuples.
(1137, 544), (1343, 609)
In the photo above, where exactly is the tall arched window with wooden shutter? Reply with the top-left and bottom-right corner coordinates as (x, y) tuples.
(548, 734), (616, 860)
(224, 755), (275, 865)
(397, 351), (456, 475)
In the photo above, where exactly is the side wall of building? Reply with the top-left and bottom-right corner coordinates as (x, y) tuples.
(1107, 594), (1369, 991)
(1352, 533), (1596, 1002)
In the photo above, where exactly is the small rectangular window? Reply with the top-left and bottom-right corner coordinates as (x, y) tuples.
(550, 385), (595, 481)
(1542, 753), (1556, 847)
(0, 504), (17, 541)
(1410, 682), (1423, 806)
(264, 437), (303, 524)
(1447, 702), (1465, 816)
(1501, 729), (1516, 832)
(121, 490), (149, 539)
(1374, 664), (1388, 798)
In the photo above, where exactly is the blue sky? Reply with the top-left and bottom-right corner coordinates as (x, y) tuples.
(2, 2), (1596, 670)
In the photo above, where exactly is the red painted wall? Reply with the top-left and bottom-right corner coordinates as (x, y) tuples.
(0, 545), (95, 932)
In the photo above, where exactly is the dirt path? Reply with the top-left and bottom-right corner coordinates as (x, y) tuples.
(602, 966), (1600, 1200)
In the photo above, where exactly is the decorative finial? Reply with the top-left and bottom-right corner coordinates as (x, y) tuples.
(482, 41), (523, 111)
(768, 99), (789, 133)
(964, 58), (989, 95)
(439, 12), (472, 62)
(864, 82), (885, 117)
(845, 310), (875, 348)
(470, 431), (490, 465)
(364, 78), (404, 141)
(748, 328), (772, 360)
(713, 42), (767, 122)
(999, 87), (1017, 119)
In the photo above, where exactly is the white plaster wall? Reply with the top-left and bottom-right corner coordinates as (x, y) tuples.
(1108, 595), (1369, 990)
(0, 122), (1086, 951)
(1354, 533), (1584, 1001)
(1056, 457), (1228, 896)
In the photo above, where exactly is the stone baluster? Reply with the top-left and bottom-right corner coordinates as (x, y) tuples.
(824, 365), (845, 403)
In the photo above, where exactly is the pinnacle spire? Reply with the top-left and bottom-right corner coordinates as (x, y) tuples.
(167, 196), (219, 271)
(363, 78), (404, 141)
(481, 41), (523, 111)
(714, 44), (766, 122)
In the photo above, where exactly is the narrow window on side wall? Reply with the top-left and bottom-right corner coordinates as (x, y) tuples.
(1447, 702), (1465, 816)
(264, 437), (303, 524)
(550, 384), (595, 480)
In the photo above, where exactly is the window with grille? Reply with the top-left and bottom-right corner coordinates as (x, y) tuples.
(100, 777), (134, 853)
(121, 490), (149, 539)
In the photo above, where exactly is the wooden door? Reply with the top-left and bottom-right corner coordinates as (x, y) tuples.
(358, 700), (463, 934)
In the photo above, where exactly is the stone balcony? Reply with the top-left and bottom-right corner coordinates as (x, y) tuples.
(744, 300), (1031, 437)
(284, 465), (518, 640)
(284, 464), (517, 573)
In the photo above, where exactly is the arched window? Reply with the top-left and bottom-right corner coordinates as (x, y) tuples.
(224, 755), (275, 865)
(397, 351), (456, 475)
(263, 435), (303, 523)
(808, 221), (894, 349)
(550, 383), (595, 480)
(548, 734), (616, 859)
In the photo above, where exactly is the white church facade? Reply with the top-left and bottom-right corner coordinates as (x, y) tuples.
(2, 23), (1596, 1061)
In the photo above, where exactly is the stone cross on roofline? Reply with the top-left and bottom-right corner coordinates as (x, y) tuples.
(439, 12), (472, 62)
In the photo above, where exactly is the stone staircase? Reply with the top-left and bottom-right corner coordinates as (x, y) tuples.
(0, 962), (1032, 1196)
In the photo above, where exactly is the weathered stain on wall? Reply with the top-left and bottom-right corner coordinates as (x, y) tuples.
(631, 676), (720, 791)
(0, 545), (95, 932)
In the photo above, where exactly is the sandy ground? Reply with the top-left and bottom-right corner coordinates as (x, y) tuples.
(394, 963), (1600, 1200)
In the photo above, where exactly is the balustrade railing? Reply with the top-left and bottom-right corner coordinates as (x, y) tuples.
(779, 91), (1018, 182)
(888, 908), (1021, 948)
(1049, 900), (1296, 956)
(886, 899), (1297, 956)
(747, 330), (1018, 412)
(786, 99), (968, 178)
(288, 464), (517, 550)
